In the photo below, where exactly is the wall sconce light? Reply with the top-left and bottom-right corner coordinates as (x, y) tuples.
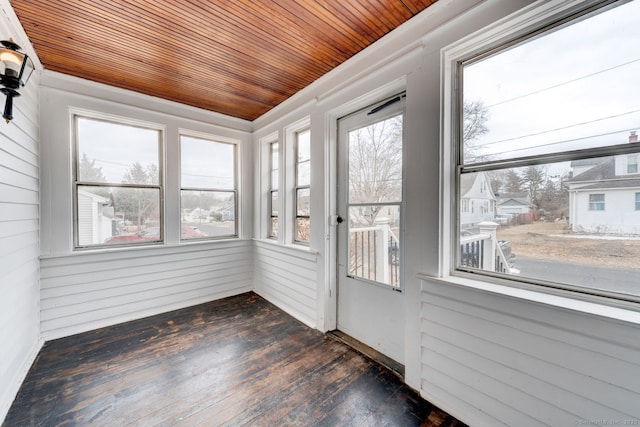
(0, 39), (34, 123)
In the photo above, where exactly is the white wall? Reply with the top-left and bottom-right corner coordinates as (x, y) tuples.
(0, 2), (43, 421)
(571, 188), (640, 234)
(420, 279), (640, 426)
(253, 241), (318, 328)
(38, 72), (255, 339)
(253, 0), (640, 425)
(40, 240), (253, 339)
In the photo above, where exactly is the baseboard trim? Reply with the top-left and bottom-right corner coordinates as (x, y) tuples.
(326, 330), (405, 378)
(0, 338), (44, 424)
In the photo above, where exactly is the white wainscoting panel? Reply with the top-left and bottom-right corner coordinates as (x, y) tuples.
(253, 240), (318, 328)
(40, 240), (253, 340)
(420, 279), (640, 426)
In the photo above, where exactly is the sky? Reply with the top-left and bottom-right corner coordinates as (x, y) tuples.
(180, 136), (234, 189)
(463, 0), (640, 165)
(77, 119), (235, 189)
(77, 117), (160, 183)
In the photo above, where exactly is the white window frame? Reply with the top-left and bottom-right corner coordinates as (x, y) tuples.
(284, 117), (311, 246)
(588, 193), (605, 211)
(179, 131), (239, 241)
(441, 0), (640, 309)
(627, 154), (638, 174)
(260, 132), (280, 240)
(72, 111), (164, 250)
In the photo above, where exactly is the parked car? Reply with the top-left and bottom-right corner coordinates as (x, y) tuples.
(105, 226), (206, 243)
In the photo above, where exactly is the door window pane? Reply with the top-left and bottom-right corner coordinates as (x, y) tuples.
(348, 205), (400, 288)
(348, 115), (403, 204)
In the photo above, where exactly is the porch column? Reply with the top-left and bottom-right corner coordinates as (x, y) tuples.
(478, 221), (498, 271)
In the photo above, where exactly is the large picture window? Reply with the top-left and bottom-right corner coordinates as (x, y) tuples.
(453, 0), (640, 302)
(74, 116), (162, 248)
(180, 135), (237, 240)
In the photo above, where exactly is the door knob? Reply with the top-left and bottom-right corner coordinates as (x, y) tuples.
(336, 216), (344, 224)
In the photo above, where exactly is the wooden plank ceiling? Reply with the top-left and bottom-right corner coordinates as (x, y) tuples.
(11, 0), (437, 121)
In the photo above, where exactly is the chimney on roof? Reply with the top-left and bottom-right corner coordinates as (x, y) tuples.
(630, 131), (638, 143)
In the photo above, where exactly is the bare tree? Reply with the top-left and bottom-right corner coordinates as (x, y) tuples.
(463, 100), (490, 162)
(348, 115), (402, 225)
(539, 174), (569, 218)
(115, 162), (160, 229)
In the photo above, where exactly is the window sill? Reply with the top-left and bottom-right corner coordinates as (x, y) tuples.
(46, 238), (249, 259)
(253, 238), (319, 258)
(417, 272), (640, 326)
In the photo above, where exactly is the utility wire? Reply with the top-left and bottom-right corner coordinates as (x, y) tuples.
(477, 109), (640, 147)
(484, 58), (640, 109)
(489, 127), (639, 156)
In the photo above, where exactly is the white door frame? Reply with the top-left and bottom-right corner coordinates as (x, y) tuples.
(321, 79), (407, 334)
(334, 92), (406, 363)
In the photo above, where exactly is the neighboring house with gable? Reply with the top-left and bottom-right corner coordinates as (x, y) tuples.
(567, 134), (640, 234)
(77, 189), (114, 245)
(495, 192), (534, 216)
(460, 172), (496, 229)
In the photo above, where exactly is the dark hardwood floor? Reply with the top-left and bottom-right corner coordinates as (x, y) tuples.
(3, 292), (466, 427)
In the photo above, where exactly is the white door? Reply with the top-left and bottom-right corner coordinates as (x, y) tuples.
(336, 94), (405, 364)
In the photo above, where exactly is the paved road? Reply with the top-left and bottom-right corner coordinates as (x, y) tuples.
(187, 221), (235, 237)
(514, 257), (639, 295)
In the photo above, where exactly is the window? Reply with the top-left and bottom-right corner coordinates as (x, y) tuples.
(449, 0), (640, 302)
(263, 119), (311, 244)
(74, 115), (162, 248)
(268, 141), (279, 239)
(628, 155), (638, 174)
(180, 135), (237, 240)
(588, 194), (605, 211)
(636, 193), (640, 211)
(294, 129), (311, 243)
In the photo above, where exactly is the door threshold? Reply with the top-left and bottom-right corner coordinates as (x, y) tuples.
(326, 330), (405, 378)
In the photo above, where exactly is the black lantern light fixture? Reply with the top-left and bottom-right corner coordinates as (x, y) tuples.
(0, 39), (34, 123)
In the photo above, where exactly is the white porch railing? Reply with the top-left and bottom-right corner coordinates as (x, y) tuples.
(460, 222), (513, 274)
(349, 224), (400, 288)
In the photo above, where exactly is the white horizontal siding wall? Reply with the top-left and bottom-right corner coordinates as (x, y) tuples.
(254, 241), (318, 328)
(420, 279), (640, 426)
(41, 241), (253, 339)
(0, 4), (42, 421)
